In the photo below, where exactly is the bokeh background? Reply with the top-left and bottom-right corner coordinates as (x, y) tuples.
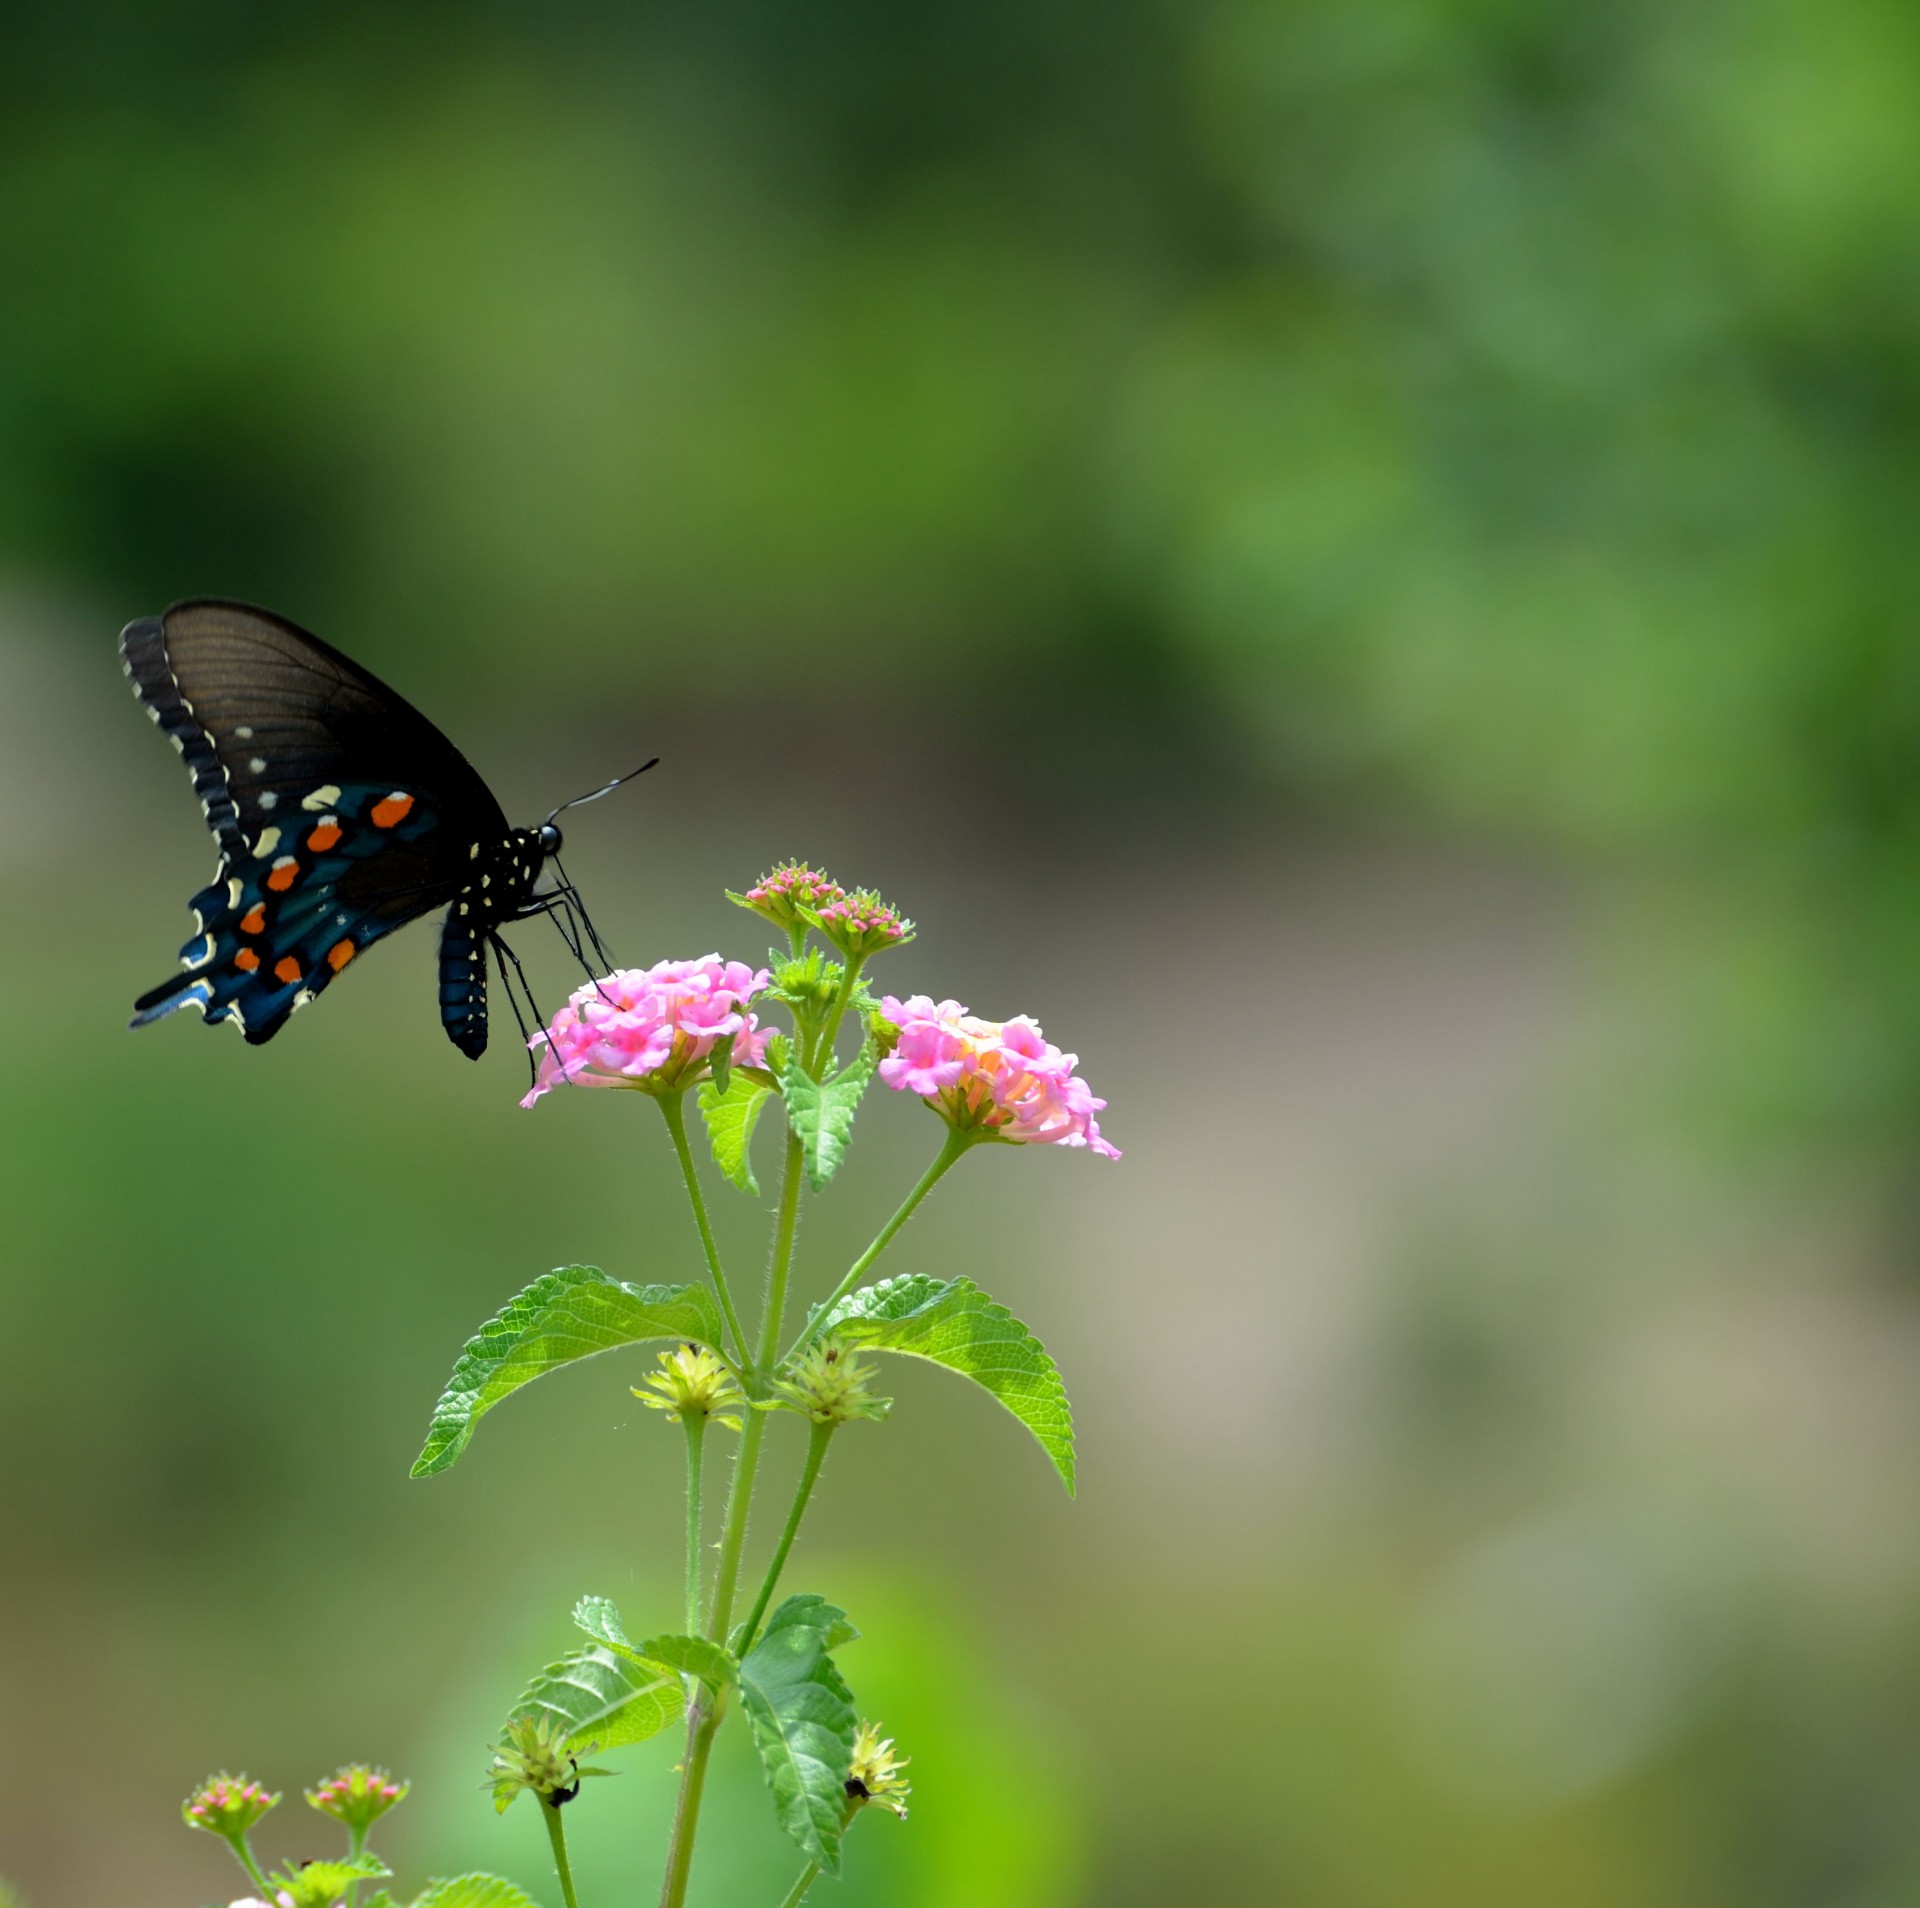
(7, 1), (1920, 1902)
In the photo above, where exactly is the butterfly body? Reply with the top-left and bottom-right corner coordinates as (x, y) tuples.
(124, 599), (564, 1055)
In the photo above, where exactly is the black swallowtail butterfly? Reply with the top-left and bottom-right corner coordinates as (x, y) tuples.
(123, 598), (643, 1057)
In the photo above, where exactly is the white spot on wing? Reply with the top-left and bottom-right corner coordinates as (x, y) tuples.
(255, 826), (282, 857)
(249, 756), (267, 775)
(234, 726), (253, 740)
(258, 791), (278, 811)
(302, 784), (342, 812)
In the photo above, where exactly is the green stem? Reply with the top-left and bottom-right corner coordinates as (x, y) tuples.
(697, 1127), (804, 1638)
(786, 1127), (974, 1362)
(811, 953), (867, 1076)
(757, 1127), (807, 1368)
(704, 1409), (767, 1643)
(660, 1091), (749, 1363)
(775, 1861), (822, 1908)
(658, 1702), (723, 1908)
(540, 1794), (582, 1908)
(222, 1833), (276, 1900)
(682, 1415), (707, 1638)
(661, 1128), (809, 1907)
(737, 1418), (835, 1655)
(345, 1822), (369, 1908)
(773, 1798), (861, 1908)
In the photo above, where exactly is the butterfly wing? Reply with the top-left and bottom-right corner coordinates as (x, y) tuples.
(124, 600), (510, 1046)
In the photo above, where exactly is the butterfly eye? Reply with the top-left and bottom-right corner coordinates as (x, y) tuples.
(538, 822), (564, 856)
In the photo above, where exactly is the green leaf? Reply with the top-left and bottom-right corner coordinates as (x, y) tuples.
(815, 1276), (1077, 1494)
(413, 1268), (725, 1477)
(738, 1595), (860, 1873)
(571, 1594), (645, 1658)
(508, 1644), (684, 1764)
(570, 1599), (739, 1687)
(759, 1589), (859, 1649)
(411, 1879), (543, 1908)
(697, 1072), (775, 1195)
(640, 1631), (739, 1689)
(781, 1044), (878, 1191)
(269, 1857), (389, 1907)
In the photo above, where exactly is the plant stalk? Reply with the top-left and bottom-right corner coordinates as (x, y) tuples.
(658, 1694), (718, 1908)
(539, 1794), (582, 1908)
(787, 1126), (974, 1361)
(757, 1127), (808, 1368)
(681, 1414), (706, 1639)
(773, 1797), (861, 1908)
(737, 1417), (835, 1655)
(775, 1860), (822, 1908)
(660, 1125), (808, 1907)
(222, 1832), (276, 1900)
(810, 953), (867, 1075)
(345, 1822), (369, 1908)
(659, 1091), (749, 1362)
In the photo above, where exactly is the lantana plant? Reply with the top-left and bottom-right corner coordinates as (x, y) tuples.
(182, 861), (1115, 1908)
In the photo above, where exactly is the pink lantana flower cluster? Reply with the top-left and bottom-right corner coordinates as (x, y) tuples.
(812, 888), (913, 960)
(522, 957), (771, 1107)
(877, 995), (1119, 1158)
(730, 861), (846, 934)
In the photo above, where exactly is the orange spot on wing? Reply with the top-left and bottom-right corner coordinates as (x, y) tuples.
(274, 956), (302, 985)
(234, 947), (260, 972)
(239, 905), (267, 935)
(267, 858), (299, 892)
(306, 821), (343, 853)
(371, 792), (415, 829)
(326, 938), (356, 972)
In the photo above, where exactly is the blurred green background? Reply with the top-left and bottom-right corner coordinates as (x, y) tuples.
(7, 0), (1920, 1902)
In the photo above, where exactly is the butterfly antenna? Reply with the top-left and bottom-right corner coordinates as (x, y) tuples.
(544, 758), (660, 829)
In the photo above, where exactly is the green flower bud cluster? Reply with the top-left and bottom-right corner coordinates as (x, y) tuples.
(487, 1712), (613, 1815)
(307, 1763), (409, 1833)
(184, 1765), (405, 1904)
(635, 1343), (744, 1429)
(776, 1337), (891, 1426)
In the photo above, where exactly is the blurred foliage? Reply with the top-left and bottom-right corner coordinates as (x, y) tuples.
(9, 0), (1920, 1902)
(7, 0), (1920, 1141)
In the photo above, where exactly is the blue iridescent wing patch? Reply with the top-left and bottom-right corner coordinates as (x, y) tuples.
(132, 781), (448, 1044)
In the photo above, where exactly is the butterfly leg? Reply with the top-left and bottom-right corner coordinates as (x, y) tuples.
(548, 854), (617, 970)
(487, 929), (557, 1091)
(520, 890), (618, 1004)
